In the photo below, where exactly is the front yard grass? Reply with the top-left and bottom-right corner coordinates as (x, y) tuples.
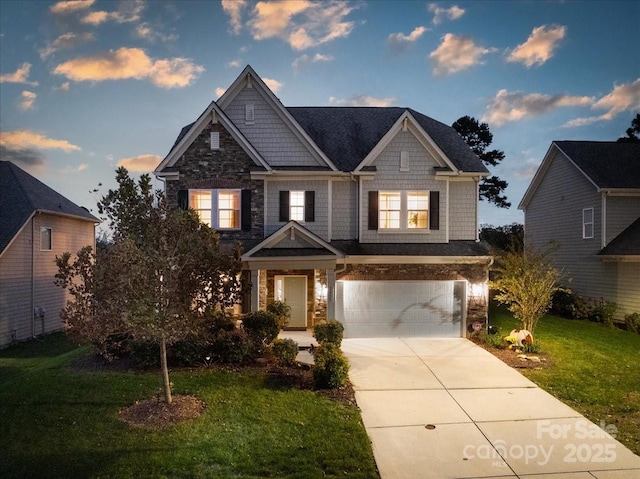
(0, 334), (378, 479)
(489, 304), (640, 456)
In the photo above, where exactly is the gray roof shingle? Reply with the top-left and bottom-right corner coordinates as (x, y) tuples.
(555, 141), (640, 189)
(0, 161), (98, 254)
(599, 217), (640, 256)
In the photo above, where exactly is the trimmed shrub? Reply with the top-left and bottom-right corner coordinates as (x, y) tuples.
(313, 320), (344, 346)
(205, 309), (236, 334)
(625, 312), (640, 334)
(272, 338), (299, 366)
(550, 289), (577, 319)
(312, 343), (349, 389)
(242, 310), (280, 352)
(129, 340), (160, 368)
(211, 328), (252, 363)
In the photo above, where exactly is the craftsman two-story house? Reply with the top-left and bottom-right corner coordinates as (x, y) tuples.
(154, 66), (492, 338)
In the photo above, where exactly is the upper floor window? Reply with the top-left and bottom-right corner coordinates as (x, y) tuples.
(189, 189), (241, 230)
(369, 190), (439, 231)
(583, 207), (594, 239)
(40, 227), (52, 250)
(279, 190), (315, 223)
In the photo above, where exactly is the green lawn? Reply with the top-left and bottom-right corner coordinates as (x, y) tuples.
(489, 304), (640, 456)
(0, 334), (378, 479)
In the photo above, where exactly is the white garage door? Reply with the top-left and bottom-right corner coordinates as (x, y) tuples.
(335, 280), (466, 338)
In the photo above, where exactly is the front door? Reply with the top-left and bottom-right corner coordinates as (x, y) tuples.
(278, 276), (307, 328)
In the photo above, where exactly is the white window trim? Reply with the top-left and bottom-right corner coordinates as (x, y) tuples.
(289, 190), (305, 222)
(379, 190), (430, 232)
(189, 189), (241, 230)
(400, 151), (409, 171)
(210, 132), (220, 150)
(40, 226), (52, 251)
(582, 207), (594, 239)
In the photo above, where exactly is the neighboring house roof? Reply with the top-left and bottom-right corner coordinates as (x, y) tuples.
(520, 141), (640, 209)
(0, 161), (98, 255)
(599, 217), (640, 257)
(330, 240), (491, 258)
(288, 107), (488, 173)
(554, 141), (640, 189)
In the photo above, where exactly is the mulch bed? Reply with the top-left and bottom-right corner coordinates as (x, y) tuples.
(472, 339), (554, 370)
(119, 395), (207, 430)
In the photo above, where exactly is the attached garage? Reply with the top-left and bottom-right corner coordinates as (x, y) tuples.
(335, 280), (467, 338)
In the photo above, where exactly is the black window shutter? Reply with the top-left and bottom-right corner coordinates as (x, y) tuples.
(368, 191), (378, 230)
(304, 191), (315, 222)
(279, 191), (290, 222)
(178, 189), (189, 210)
(430, 191), (440, 230)
(241, 189), (252, 231)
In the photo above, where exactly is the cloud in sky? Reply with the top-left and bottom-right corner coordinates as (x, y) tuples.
(223, 0), (357, 51)
(429, 33), (495, 76)
(39, 32), (95, 59)
(49, 0), (95, 15)
(564, 78), (640, 127)
(387, 26), (427, 52)
(134, 22), (178, 43)
(215, 87), (226, 98)
(263, 77), (283, 93)
(53, 47), (204, 88)
(428, 3), (465, 25)
(0, 130), (81, 152)
(117, 154), (161, 172)
(221, 0), (247, 34)
(482, 89), (594, 126)
(0, 62), (39, 86)
(507, 24), (566, 67)
(80, 0), (145, 25)
(292, 52), (333, 71)
(20, 91), (37, 111)
(0, 146), (46, 169)
(329, 95), (396, 107)
(227, 59), (243, 68)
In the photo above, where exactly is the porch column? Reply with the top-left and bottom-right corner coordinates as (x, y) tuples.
(250, 269), (260, 312)
(326, 268), (336, 319)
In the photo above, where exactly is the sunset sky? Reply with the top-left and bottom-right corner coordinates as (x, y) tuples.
(1, 0), (639, 230)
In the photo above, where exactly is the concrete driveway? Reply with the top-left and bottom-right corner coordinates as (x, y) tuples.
(342, 338), (640, 479)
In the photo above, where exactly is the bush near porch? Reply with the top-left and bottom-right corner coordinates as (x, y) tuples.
(0, 334), (378, 479)
(488, 303), (640, 456)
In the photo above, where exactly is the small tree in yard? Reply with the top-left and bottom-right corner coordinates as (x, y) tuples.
(490, 247), (562, 336)
(56, 167), (242, 404)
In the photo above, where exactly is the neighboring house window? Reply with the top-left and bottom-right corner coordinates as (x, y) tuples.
(369, 190), (439, 231)
(379, 192), (401, 229)
(279, 190), (315, 222)
(210, 132), (220, 150)
(40, 227), (52, 250)
(407, 192), (429, 228)
(583, 207), (594, 239)
(187, 189), (242, 230)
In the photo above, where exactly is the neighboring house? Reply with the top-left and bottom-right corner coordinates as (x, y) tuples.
(154, 66), (492, 338)
(0, 161), (98, 348)
(519, 141), (640, 319)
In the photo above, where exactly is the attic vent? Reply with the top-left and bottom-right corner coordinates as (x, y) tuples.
(400, 151), (409, 171)
(245, 104), (255, 124)
(210, 132), (220, 150)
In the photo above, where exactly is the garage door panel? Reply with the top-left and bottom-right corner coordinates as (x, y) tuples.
(336, 280), (464, 338)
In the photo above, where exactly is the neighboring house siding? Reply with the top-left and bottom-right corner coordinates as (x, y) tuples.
(224, 87), (324, 167)
(1, 214), (95, 347)
(360, 130), (447, 243)
(605, 196), (640, 245)
(610, 262), (640, 315)
(331, 179), (357, 240)
(164, 122), (265, 241)
(265, 179), (329, 239)
(449, 181), (478, 240)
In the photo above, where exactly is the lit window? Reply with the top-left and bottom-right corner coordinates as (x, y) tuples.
(407, 192), (428, 229)
(218, 190), (240, 229)
(379, 192), (401, 229)
(40, 227), (52, 250)
(583, 208), (594, 239)
(290, 191), (305, 221)
(189, 189), (240, 230)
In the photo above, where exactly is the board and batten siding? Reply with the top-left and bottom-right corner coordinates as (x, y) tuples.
(360, 130), (447, 243)
(448, 181), (478, 240)
(265, 179), (329, 239)
(524, 149), (639, 319)
(331, 179), (357, 240)
(224, 87), (324, 168)
(0, 214), (95, 347)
